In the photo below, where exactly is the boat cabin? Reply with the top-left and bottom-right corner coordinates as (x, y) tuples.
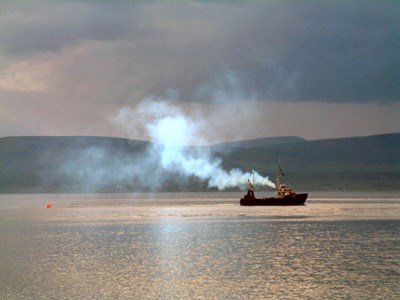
(277, 184), (296, 198)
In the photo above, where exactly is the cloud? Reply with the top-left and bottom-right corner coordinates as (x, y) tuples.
(0, 1), (132, 56)
(1, 1), (399, 105)
(0, 60), (52, 92)
(0, 1), (398, 140)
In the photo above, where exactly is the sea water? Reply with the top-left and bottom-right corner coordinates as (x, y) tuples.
(0, 192), (399, 299)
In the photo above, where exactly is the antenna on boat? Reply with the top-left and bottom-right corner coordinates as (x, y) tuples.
(277, 157), (281, 191)
(277, 157), (292, 189)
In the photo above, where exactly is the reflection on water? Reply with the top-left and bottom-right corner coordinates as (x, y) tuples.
(0, 193), (399, 299)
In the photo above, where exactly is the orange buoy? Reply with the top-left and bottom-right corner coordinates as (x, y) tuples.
(46, 203), (52, 209)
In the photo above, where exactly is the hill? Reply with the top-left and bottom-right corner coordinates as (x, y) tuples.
(212, 136), (306, 148)
(218, 133), (400, 191)
(0, 133), (399, 193)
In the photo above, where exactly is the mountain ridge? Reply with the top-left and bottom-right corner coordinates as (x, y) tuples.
(1, 133), (399, 193)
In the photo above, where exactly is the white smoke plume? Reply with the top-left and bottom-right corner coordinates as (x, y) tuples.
(113, 96), (276, 190)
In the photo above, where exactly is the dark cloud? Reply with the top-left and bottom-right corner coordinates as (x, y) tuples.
(0, 0), (399, 106)
(0, 1), (133, 55)
(188, 2), (400, 103)
(280, 2), (400, 103)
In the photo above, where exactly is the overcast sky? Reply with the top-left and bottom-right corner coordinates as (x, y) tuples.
(1, 0), (399, 142)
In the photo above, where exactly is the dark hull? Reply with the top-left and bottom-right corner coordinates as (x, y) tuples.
(240, 193), (308, 206)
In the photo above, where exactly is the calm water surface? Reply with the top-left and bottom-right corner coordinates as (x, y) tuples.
(0, 192), (399, 299)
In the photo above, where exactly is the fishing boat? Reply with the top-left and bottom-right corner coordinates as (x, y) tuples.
(240, 164), (307, 206)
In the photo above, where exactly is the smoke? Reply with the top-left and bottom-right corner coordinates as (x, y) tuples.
(113, 96), (276, 190)
(60, 142), (164, 192)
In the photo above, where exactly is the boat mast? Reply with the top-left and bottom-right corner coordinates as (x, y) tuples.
(277, 157), (281, 188)
(276, 157), (282, 197)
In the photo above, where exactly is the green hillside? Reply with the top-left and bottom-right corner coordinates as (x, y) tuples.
(0, 133), (399, 193)
(217, 133), (400, 191)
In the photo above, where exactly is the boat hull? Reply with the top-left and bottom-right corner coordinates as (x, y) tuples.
(240, 193), (308, 206)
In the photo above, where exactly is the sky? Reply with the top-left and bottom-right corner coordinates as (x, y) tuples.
(1, 0), (399, 143)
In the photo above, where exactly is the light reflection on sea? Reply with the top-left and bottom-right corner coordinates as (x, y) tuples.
(0, 192), (399, 299)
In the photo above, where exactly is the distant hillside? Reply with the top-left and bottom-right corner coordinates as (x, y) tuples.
(220, 133), (400, 191)
(0, 136), (152, 193)
(212, 136), (306, 148)
(0, 133), (399, 193)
